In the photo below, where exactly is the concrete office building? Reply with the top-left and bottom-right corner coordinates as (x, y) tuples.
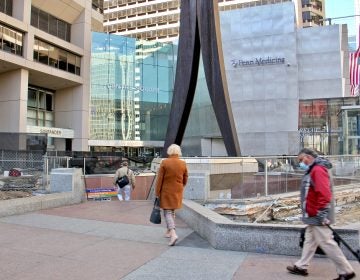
(0, 0), (103, 151)
(103, 0), (325, 42)
(182, 2), (349, 156)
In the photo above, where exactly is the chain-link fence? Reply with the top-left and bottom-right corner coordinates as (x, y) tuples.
(2, 151), (360, 199)
(0, 150), (45, 192)
(0, 151), (148, 194)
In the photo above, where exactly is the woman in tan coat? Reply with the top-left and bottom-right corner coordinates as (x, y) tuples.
(155, 144), (188, 246)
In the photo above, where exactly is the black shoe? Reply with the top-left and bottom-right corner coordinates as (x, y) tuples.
(333, 272), (356, 280)
(286, 265), (308, 276)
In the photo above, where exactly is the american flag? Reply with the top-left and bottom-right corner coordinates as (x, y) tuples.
(349, 45), (360, 96)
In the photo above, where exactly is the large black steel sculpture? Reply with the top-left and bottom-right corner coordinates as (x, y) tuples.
(162, 0), (241, 157)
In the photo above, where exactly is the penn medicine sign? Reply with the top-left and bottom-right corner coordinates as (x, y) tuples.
(231, 56), (285, 67)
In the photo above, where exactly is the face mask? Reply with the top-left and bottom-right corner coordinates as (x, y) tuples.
(299, 162), (309, 171)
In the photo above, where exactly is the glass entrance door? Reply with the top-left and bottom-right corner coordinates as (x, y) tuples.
(341, 106), (360, 154)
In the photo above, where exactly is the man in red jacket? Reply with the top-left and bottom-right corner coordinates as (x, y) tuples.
(287, 148), (355, 280)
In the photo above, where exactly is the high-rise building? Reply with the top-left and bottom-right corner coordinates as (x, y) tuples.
(295, 0), (325, 28)
(0, 0), (104, 151)
(103, 0), (325, 42)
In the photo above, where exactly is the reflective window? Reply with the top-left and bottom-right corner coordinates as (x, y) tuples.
(27, 86), (54, 128)
(38, 40), (49, 64)
(90, 32), (175, 142)
(92, 0), (103, 13)
(28, 88), (37, 108)
(298, 98), (359, 155)
(67, 53), (76, 74)
(58, 49), (67, 71)
(33, 38), (81, 76)
(0, 0), (12, 16)
(0, 24), (23, 56)
(49, 45), (58, 67)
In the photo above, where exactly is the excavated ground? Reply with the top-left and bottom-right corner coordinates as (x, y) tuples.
(208, 187), (360, 227)
(0, 174), (44, 200)
(0, 190), (33, 200)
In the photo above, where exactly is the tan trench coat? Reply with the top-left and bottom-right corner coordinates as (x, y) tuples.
(155, 155), (188, 209)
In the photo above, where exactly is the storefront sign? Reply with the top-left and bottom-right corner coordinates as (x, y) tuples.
(231, 56), (285, 67)
(39, 128), (62, 136)
(27, 126), (74, 138)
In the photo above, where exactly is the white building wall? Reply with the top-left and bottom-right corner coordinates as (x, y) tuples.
(297, 24), (348, 99)
(0, 70), (28, 133)
(218, 2), (346, 156)
(221, 3), (300, 156)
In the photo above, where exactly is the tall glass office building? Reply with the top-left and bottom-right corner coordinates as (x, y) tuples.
(89, 32), (175, 155)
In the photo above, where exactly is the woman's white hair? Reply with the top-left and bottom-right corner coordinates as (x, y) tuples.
(167, 144), (182, 156)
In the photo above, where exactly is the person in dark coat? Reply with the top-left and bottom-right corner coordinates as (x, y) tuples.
(155, 144), (188, 246)
(287, 148), (355, 280)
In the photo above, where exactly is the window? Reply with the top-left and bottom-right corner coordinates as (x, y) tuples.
(48, 45), (58, 67)
(67, 53), (76, 74)
(0, 0), (12, 16)
(39, 10), (49, 32)
(31, 6), (71, 42)
(38, 40), (49, 65)
(58, 49), (67, 71)
(28, 89), (37, 108)
(27, 86), (54, 128)
(33, 38), (81, 75)
(0, 24), (23, 56)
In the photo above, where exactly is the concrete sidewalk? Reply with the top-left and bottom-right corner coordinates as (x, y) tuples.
(0, 200), (358, 280)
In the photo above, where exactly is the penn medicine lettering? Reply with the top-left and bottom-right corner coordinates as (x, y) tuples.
(231, 57), (285, 67)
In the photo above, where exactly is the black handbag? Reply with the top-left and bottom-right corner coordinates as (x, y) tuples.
(116, 175), (129, 188)
(299, 226), (340, 255)
(116, 168), (130, 188)
(150, 197), (161, 224)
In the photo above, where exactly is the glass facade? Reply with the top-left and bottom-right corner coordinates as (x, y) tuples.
(90, 32), (175, 145)
(298, 97), (360, 155)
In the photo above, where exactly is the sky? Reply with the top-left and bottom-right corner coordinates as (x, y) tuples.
(325, 0), (356, 36)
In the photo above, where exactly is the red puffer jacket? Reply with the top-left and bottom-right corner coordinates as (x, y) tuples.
(306, 164), (332, 217)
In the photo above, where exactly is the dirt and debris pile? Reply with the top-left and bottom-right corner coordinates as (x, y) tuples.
(211, 187), (360, 227)
(0, 174), (42, 200)
(0, 190), (33, 200)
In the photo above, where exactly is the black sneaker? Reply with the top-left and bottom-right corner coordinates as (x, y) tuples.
(286, 265), (308, 276)
(333, 272), (356, 280)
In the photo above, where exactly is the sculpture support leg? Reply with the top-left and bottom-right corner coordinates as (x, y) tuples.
(163, 0), (241, 157)
(198, 0), (240, 156)
(163, 0), (200, 156)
